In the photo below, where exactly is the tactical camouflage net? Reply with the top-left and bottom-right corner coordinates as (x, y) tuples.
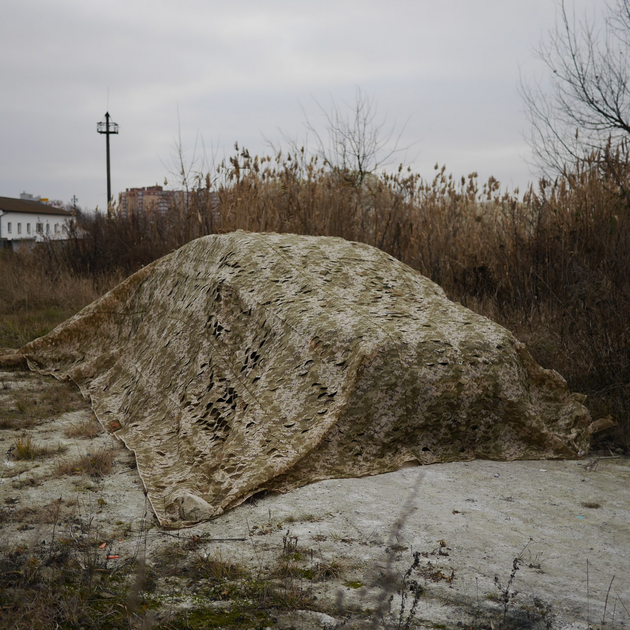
(20, 232), (591, 526)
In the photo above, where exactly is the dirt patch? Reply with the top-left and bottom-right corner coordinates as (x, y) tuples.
(1, 369), (628, 629)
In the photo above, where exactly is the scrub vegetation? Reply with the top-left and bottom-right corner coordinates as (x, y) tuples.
(0, 504), (558, 630)
(1, 144), (628, 451)
(0, 369), (626, 629)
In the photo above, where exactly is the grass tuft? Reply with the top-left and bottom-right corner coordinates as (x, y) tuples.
(54, 449), (114, 478)
(64, 418), (102, 439)
(11, 436), (60, 460)
(314, 558), (345, 581)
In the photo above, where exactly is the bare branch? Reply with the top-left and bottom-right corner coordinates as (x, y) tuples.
(521, 0), (630, 174)
(302, 88), (413, 185)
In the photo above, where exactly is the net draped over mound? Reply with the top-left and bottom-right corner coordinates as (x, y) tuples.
(20, 232), (591, 526)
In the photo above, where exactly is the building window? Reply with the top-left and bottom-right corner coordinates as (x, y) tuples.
(36, 223), (43, 234)
(54, 223), (59, 234)
(17, 223), (22, 234)
(46, 223), (50, 235)
(27, 223), (31, 234)
(7, 222), (11, 234)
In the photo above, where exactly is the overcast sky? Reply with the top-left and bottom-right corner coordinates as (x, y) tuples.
(0, 0), (601, 211)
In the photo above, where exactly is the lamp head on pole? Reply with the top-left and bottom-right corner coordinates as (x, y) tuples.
(97, 112), (119, 135)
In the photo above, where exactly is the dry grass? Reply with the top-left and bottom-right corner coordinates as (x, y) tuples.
(54, 449), (115, 478)
(313, 558), (345, 581)
(0, 377), (90, 429)
(64, 418), (102, 439)
(6, 499), (65, 524)
(180, 555), (247, 582)
(3, 147), (628, 450)
(0, 531), (154, 630)
(11, 436), (61, 460)
(274, 560), (303, 580)
(0, 251), (119, 349)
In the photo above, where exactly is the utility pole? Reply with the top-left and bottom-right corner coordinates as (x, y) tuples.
(97, 112), (119, 216)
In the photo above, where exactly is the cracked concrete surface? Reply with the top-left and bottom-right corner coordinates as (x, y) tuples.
(1, 370), (628, 629)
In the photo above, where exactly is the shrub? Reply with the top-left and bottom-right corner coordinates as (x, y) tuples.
(5, 147), (629, 450)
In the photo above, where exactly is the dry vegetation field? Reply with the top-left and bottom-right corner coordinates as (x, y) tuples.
(1, 146), (629, 625)
(2, 148), (628, 451)
(1, 371), (628, 630)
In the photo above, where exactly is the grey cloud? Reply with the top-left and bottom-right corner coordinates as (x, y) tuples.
(0, 0), (603, 209)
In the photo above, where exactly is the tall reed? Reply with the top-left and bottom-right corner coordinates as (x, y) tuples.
(25, 148), (630, 449)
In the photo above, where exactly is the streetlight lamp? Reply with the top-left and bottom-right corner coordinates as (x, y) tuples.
(97, 112), (119, 215)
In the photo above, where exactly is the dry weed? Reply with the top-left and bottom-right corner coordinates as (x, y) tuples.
(11, 436), (60, 460)
(64, 418), (102, 439)
(2, 146), (628, 450)
(314, 558), (345, 581)
(187, 555), (247, 581)
(0, 377), (89, 430)
(54, 449), (114, 478)
(0, 250), (117, 348)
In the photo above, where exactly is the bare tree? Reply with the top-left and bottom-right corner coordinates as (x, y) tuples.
(302, 88), (411, 185)
(521, 0), (630, 174)
(162, 110), (207, 200)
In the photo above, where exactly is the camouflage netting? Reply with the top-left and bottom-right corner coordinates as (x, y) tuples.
(18, 232), (591, 526)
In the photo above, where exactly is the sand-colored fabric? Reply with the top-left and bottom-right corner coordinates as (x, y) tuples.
(20, 232), (591, 526)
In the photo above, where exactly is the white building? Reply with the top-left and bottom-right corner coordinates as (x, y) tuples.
(0, 195), (73, 251)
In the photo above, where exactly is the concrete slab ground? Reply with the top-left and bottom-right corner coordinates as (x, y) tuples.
(1, 369), (628, 629)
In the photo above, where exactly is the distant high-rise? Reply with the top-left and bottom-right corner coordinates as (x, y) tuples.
(118, 186), (187, 218)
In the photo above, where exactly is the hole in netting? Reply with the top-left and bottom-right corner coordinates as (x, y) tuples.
(422, 447), (431, 452)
